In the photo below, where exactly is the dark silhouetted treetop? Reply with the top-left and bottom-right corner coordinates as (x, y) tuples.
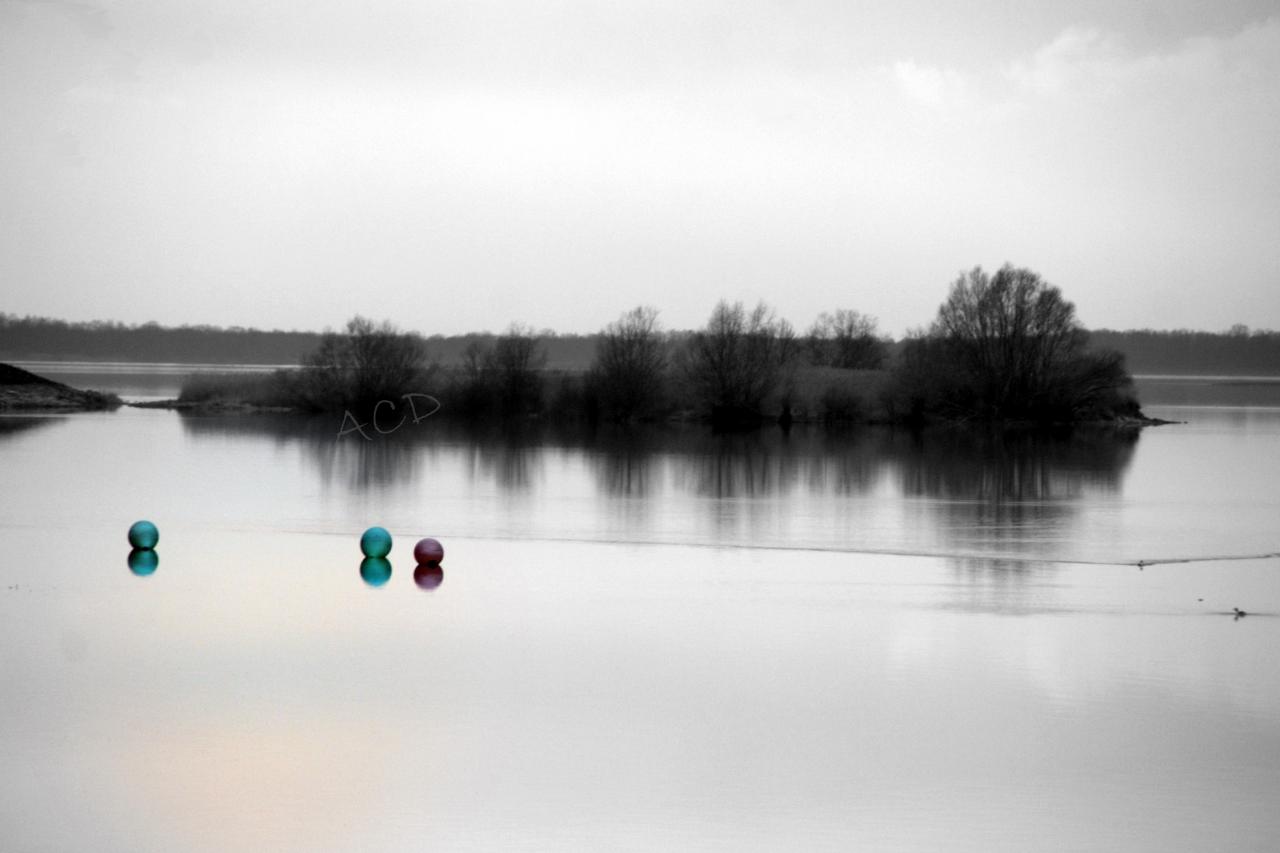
(807, 308), (886, 369)
(295, 316), (429, 411)
(592, 306), (669, 422)
(680, 300), (796, 425)
(891, 264), (1139, 423)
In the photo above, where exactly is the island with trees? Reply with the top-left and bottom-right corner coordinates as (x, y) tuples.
(110, 263), (1161, 429)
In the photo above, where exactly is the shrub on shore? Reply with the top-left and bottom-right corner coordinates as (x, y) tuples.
(883, 265), (1139, 424)
(589, 306), (670, 422)
(806, 309), (888, 370)
(677, 300), (798, 427)
(288, 316), (432, 413)
(177, 372), (288, 407)
(173, 318), (433, 414)
(436, 324), (547, 418)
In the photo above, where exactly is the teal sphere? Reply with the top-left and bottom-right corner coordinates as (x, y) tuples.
(128, 520), (159, 550)
(360, 526), (393, 558)
(360, 556), (392, 587)
(128, 548), (159, 577)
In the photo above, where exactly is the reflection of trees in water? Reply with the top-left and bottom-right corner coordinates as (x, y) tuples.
(179, 413), (574, 493)
(323, 433), (422, 491)
(179, 412), (426, 492)
(895, 427), (1135, 503)
(892, 426), (1138, 562)
(943, 557), (1062, 614)
(180, 413), (553, 492)
(179, 414), (1138, 509)
(178, 414), (894, 506)
(804, 430), (889, 496)
(457, 424), (543, 492)
(680, 432), (794, 499)
(588, 427), (663, 498)
(672, 430), (888, 500)
(178, 414), (1140, 567)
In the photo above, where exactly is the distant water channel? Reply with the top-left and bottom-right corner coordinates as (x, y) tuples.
(2, 365), (1278, 851)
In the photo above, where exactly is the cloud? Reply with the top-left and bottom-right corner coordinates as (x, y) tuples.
(889, 60), (969, 108)
(1005, 26), (1120, 95)
(1005, 17), (1280, 100)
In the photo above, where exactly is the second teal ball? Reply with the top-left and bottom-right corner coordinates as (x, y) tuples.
(360, 526), (393, 558)
(128, 520), (159, 550)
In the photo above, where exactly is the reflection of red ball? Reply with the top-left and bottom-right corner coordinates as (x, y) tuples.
(414, 563), (444, 590)
(413, 537), (444, 565)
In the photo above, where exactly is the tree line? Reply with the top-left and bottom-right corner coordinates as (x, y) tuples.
(189, 306), (890, 424)
(201, 264), (1152, 425)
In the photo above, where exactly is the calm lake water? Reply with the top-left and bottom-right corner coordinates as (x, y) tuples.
(2, 368), (1279, 852)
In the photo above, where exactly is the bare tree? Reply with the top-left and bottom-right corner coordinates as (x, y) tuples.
(807, 309), (886, 369)
(486, 323), (547, 416)
(918, 264), (1135, 420)
(683, 300), (793, 423)
(593, 306), (669, 421)
(297, 316), (428, 410)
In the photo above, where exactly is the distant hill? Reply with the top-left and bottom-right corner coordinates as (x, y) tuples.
(1089, 329), (1280, 376)
(0, 314), (324, 364)
(2, 313), (1277, 376)
(0, 313), (599, 370)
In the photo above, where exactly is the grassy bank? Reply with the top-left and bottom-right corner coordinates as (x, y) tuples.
(176, 371), (296, 409)
(0, 363), (121, 412)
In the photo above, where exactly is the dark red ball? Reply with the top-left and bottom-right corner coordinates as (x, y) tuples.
(413, 537), (444, 565)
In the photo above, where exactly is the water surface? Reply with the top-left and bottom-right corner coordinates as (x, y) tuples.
(1, 371), (1278, 851)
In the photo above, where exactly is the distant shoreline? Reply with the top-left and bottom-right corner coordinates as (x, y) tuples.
(1133, 374), (1280, 383)
(4, 359), (299, 372)
(4, 314), (1279, 377)
(9, 359), (1280, 382)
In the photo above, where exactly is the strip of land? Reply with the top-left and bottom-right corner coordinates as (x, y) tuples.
(0, 363), (121, 412)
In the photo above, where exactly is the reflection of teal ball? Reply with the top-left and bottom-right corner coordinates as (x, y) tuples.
(128, 548), (159, 576)
(128, 520), (159, 550)
(360, 526), (393, 558)
(360, 556), (392, 587)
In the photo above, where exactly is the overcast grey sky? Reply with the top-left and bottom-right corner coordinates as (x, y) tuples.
(2, 0), (1277, 336)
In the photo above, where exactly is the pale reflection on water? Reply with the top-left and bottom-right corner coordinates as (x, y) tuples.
(167, 413), (1143, 567)
(1, 403), (1279, 852)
